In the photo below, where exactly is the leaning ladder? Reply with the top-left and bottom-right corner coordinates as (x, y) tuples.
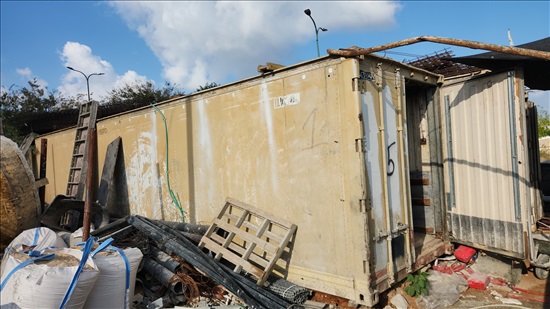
(66, 101), (99, 200)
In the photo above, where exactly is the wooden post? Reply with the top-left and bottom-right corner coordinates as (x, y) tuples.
(82, 127), (96, 241)
(38, 139), (48, 212)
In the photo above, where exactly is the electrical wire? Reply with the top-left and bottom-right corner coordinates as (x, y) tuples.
(150, 103), (187, 222)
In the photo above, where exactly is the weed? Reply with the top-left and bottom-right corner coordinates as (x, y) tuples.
(404, 270), (430, 297)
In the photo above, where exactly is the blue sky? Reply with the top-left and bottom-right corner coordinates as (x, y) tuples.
(1, 1), (549, 111)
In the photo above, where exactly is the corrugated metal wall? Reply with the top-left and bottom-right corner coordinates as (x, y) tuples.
(441, 70), (528, 257)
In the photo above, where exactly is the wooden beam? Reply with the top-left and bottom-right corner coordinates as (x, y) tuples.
(328, 36), (550, 60)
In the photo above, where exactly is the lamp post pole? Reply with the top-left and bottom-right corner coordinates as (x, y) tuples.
(66, 67), (104, 102)
(304, 9), (327, 57)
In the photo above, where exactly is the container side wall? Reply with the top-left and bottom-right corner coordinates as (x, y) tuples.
(36, 58), (380, 305)
(36, 56), (441, 306)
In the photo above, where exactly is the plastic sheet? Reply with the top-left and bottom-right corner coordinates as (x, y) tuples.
(416, 270), (468, 309)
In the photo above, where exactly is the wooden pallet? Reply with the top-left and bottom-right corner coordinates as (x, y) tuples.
(199, 197), (297, 285)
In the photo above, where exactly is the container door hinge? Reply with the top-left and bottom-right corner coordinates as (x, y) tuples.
(355, 138), (366, 153)
(373, 230), (389, 242)
(391, 222), (409, 238)
(359, 198), (371, 213)
(352, 77), (367, 92)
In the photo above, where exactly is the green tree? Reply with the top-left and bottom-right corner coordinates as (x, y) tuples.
(1, 79), (184, 143)
(0, 79), (62, 144)
(105, 81), (184, 108)
(195, 82), (219, 92)
(539, 110), (550, 138)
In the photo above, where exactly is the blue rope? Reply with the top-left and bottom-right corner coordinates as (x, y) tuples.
(91, 237), (113, 257)
(0, 253), (55, 291)
(113, 247), (131, 309)
(31, 227), (40, 247)
(90, 237), (131, 308)
(58, 237), (94, 309)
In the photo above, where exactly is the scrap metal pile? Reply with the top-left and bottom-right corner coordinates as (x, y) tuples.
(1, 211), (310, 309)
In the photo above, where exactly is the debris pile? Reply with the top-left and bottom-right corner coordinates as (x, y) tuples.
(412, 244), (549, 307)
(0, 198), (311, 309)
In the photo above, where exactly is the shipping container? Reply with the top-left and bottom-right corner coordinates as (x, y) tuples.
(35, 55), (448, 306)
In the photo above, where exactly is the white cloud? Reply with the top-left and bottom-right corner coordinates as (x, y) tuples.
(16, 67), (32, 78)
(58, 41), (149, 100)
(15, 67), (49, 93)
(110, 1), (401, 90)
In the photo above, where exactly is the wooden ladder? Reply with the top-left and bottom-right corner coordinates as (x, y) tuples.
(66, 101), (98, 200)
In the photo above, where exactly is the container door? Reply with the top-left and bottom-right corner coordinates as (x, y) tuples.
(441, 70), (527, 258)
(360, 66), (414, 287)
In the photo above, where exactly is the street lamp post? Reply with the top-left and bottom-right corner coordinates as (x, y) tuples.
(304, 9), (328, 57)
(66, 67), (104, 102)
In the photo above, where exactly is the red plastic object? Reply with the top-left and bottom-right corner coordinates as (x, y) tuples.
(490, 277), (509, 286)
(450, 261), (466, 272)
(467, 273), (490, 290)
(454, 245), (477, 263)
(433, 263), (453, 274)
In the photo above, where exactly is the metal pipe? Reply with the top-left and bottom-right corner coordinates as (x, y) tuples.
(82, 127), (96, 241)
(394, 68), (414, 269)
(376, 63), (396, 285)
(444, 95), (456, 210)
(127, 215), (290, 309)
(90, 215), (130, 237)
(155, 220), (209, 235)
(327, 36), (550, 60)
(507, 71), (521, 221)
(180, 232), (202, 244)
(96, 225), (134, 243)
(143, 258), (184, 295)
(149, 245), (181, 273)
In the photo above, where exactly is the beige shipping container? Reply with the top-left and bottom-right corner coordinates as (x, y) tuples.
(36, 55), (446, 306)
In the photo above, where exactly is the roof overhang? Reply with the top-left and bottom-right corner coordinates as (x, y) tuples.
(450, 37), (550, 90)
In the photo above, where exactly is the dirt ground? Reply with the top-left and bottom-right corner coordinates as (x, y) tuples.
(379, 266), (550, 309)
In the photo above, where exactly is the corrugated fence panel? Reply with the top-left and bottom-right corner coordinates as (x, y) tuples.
(442, 71), (524, 257)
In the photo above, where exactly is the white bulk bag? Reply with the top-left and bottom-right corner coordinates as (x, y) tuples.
(84, 240), (143, 309)
(1, 244), (99, 309)
(1, 227), (68, 275)
(70, 227), (95, 247)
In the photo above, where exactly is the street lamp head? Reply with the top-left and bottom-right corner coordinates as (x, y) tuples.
(319, 27), (328, 32)
(64, 66), (104, 102)
(304, 9), (311, 16)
